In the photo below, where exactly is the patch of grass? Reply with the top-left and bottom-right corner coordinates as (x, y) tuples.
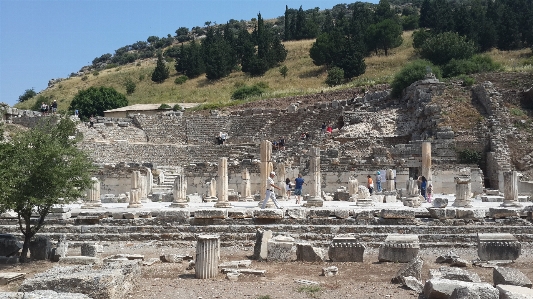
(297, 285), (323, 298)
(510, 107), (526, 116)
(256, 296), (272, 299)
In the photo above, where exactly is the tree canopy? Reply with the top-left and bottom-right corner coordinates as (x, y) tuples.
(18, 88), (37, 103)
(0, 117), (94, 261)
(151, 52), (170, 83)
(69, 86), (128, 119)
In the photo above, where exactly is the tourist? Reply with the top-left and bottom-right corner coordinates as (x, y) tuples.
(272, 140), (278, 150)
(285, 178), (291, 199)
(427, 183), (433, 203)
(40, 102), (47, 115)
(220, 132), (228, 144)
(300, 132), (307, 141)
(278, 136), (285, 151)
(420, 176), (428, 201)
(294, 173), (305, 204)
(321, 122), (326, 134)
(376, 171), (382, 192)
(51, 100), (58, 114)
(261, 172), (283, 209)
(89, 115), (95, 128)
(367, 175), (374, 195)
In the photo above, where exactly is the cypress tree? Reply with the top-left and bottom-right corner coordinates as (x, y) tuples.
(151, 52), (170, 83)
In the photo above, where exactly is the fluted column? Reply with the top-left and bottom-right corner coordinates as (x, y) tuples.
(215, 157), (232, 208)
(385, 169), (395, 191)
(277, 162), (287, 199)
(240, 168), (253, 201)
(195, 235), (220, 279)
(146, 167), (153, 195)
(259, 140), (274, 208)
(348, 177), (358, 202)
(305, 147), (323, 207)
(128, 171), (143, 208)
(502, 171), (522, 207)
(170, 170), (188, 208)
(82, 177), (102, 209)
(421, 142), (432, 182)
(453, 170), (472, 207)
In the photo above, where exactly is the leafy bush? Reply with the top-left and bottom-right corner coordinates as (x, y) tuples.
(18, 88), (37, 103)
(255, 81), (269, 89)
(174, 75), (188, 85)
(158, 103), (171, 110)
(139, 74), (145, 81)
(420, 32), (477, 65)
(412, 29), (431, 50)
(443, 55), (502, 78)
(391, 60), (442, 98)
(81, 76), (88, 81)
(92, 71), (99, 76)
(172, 104), (182, 111)
(459, 75), (475, 87)
(124, 78), (136, 95)
(69, 86), (128, 119)
(325, 67), (344, 87)
(279, 65), (288, 78)
(458, 149), (482, 164)
(231, 84), (265, 100)
(105, 63), (118, 69)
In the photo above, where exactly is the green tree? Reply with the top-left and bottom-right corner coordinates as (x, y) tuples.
(69, 86), (128, 119)
(279, 65), (288, 78)
(203, 26), (235, 80)
(175, 27), (190, 43)
(18, 88), (37, 103)
(420, 32), (476, 65)
(325, 67), (344, 86)
(124, 78), (136, 95)
(391, 59), (442, 98)
(366, 19), (403, 55)
(0, 117), (94, 262)
(175, 40), (205, 78)
(151, 52), (170, 83)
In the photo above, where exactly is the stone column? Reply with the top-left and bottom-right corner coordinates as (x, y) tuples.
(421, 142), (432, 182)
(348, 177), (359, 202)
(146, 167), (153, 196)
(453, 170), (472, 207)
(170, 171), (188, 208)
(402, 178), (421, 208)
(502, 171), (522, 207)
(305, 147), (324, 207)
(140, 174), (149, 203)
(385, 169), (395, 191)
(82, 177), (102, 209)
(240, 168), (253, 201)
(259, 140), (274, 208)
(277, 162), (287, 199)
(205, 178), (217, 202)
(128, 171), (143, 208)
(215, 157), (232, 208)
(195, 235), (220, 279)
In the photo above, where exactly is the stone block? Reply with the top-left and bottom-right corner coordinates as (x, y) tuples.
(253, 209), (284, 219)
(48, 212), (72, 220)
(194, 209), (228, 219)
(158, 209), (190, 222)
(455, 208), (485, 219)
(123, 212), (138, 219)
(384, 195), (397, 203)
(380, 209), (415, 219)
(227, 209), (249, 219)
(0, 272), (25, 285)
(159, 254), (183, 263)
(29, 236), (51, 261)
(334, 209), (350, 219)
(74, 216), (100, 225)
(378, 234), (419, 263)
(493, 267), (532, 288)
(253, 229), (272, 260)
(450, 287), (481, 299)
(433, 198), (449, 208)
(0, 234), (22, 257)
(308, 208), (334, 218)
(51, 237), (69, 262)
(59, 256), (99, 265)
(354, 210), (375, 220)
(80, 244), (99, 257)
(328, 236), (365, 262)
(286, 208), (308, 219)
(51, 207), (71, 213)
(322, 266), (338, 277)
(296, 243), (324, 262)
(477, 233), (521, 261)
(496, 284), (533, 299)
(428, 208), (456, 220)
(402, 276), (424, 293)
(267, 236), (294, 262)
(111, 212), (124, 219)
(482, 196), (504, 202)
(0, 290), (91, 298)
(392, 256), (423, 283)
(423, 279), (499, 299)
(429, 267), (481, 282)
(489, 208), (519, 218)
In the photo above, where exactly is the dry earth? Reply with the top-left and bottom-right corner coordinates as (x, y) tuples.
(2, 242), (533, 299)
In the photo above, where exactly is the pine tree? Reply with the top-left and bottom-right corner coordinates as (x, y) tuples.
(151, 52), (170, 83)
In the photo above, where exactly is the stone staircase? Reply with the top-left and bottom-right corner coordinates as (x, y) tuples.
(151, 166), (180, 195)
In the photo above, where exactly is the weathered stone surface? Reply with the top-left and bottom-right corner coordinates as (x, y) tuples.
(159, 254), (183, 263)
(493, 267), (532, 288)
(80, 244), (99, 257)
(353, 210), (375, 220)
(328, 236), (365, 262)
(296, 243), (324, 262)
(423, 279), (498, 299)
(322, 266), (338, 277)
(478, 233), (521, 261)
(436, 251), (460, 264)
(227, 209), (249, 219)
(489, 208), (519, 218)
(194, 209), (228, 219)
(267, 235), (294, 262)
(429, 208), (456, 220)
(253, 229), (272, 261)
(0, 290), (91, 299)
(59, 256), (99, 265)
(450, 287), (481, 299)
(157, 209), (190, 221)
(402, 276), (424, 293)
(433, 197), (448, 208)
(455, 208), (485, 219)
(253, 209), (284, 219)
(378, 234), (419, 263)
(496, 284), (533, 299)
(392, 256), (423, 283)
(0, 234), (22, 257)
(19, 261), (140, 299)
(308, 208), (334, 218)
(380, 209), (415, 219)
(285, 208), (308, 219)
(429, 267), (481, 282)
(334, 209), (350, 219)
(29, 236), (51, 261)
(218, 260), (252, 268)
(0, 272), (25, 285)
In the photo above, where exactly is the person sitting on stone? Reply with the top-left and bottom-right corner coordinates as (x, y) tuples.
(278, 136), (285, 151)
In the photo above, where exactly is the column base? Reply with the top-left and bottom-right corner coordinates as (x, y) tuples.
(214, 202), (233, 208)
(304, 197), (324, 207)
(204, 197), (218, 202)
(169, 202), (189, 208)
(501, 201), (523, 208)
(81, 203), (102, 209)
(356, 198), (374, 207)
(127, 203), (143, 208)
(452, 199), (472, 208)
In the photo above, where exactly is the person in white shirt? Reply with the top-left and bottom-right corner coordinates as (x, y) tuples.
(261, 171), (283, 209)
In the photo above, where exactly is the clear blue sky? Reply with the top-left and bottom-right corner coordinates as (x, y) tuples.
(0, 0), (378, 107)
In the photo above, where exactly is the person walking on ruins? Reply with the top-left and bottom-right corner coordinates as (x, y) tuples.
(367, 175), (374, 195)
(89, 115), (95, 128)
(376, 171), (382, 192)
(51, 100), (58, 114)
(420, 176), (428, 201)
(285, 177), (292, 199)
(321, 122), (327, 134)
(261, 172), (283, 209)
(426, 183), (433, 203)
(294, 173), (305, 204)
(278, 136), (285, 151)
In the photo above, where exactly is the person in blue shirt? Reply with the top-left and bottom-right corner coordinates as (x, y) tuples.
(294, 174), (305, 204)
(420, 176), (428, 201)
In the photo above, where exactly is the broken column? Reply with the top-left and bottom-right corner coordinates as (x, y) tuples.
(240, 168), (253, 202)
(215, 157), (232, 208)
(145, 167), (153, 196)
(277, 162), (287, 200)
(378, 234), (420, 263)
(128, 171), (142, 208)
(205, 178), (217, 202)
(81, 177), (102, 209)
(328, 236), (365, 262)
(140, 173), (149, 203)
(195, 235), (220, 279)
(402, 178), (421, 208)
(501, 171), (522, 207)
(305, 147), (324, 207)
(421, 141), (432, 182)
(385, 169), (395, 191)
(259, 140), (274, 208)
(453, 168), (472, 207)
(170, 168), (188, 208)
(477, 233), (521, 261)
(348, 177), (359, 202)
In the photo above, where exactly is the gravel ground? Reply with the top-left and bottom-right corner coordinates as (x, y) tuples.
(3, 242), (533, 299)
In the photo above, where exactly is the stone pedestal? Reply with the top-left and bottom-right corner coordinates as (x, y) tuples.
(477, 233), (521, 261)
(240, 168), (253, 202)
(267, 236), (295, 262)
(378, 234), (420, 263)
(170, 169), (188, 208)
(195, 235), (220, 279)
(305, 148), (324, 207)
(328, 236), (365, 262)
(356, 198), (374, 207)
(403, 196), (421, 208)
(385, 169), (395, 191)
(205, 178), (217, 202)
(215, 157), (233, 208)
(82, 177), (102, 209)
(348, 177), (358, 202)
(453, 173), (472, 207)
(502, 171), (522, 207)
(128, 171), (143, 208)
